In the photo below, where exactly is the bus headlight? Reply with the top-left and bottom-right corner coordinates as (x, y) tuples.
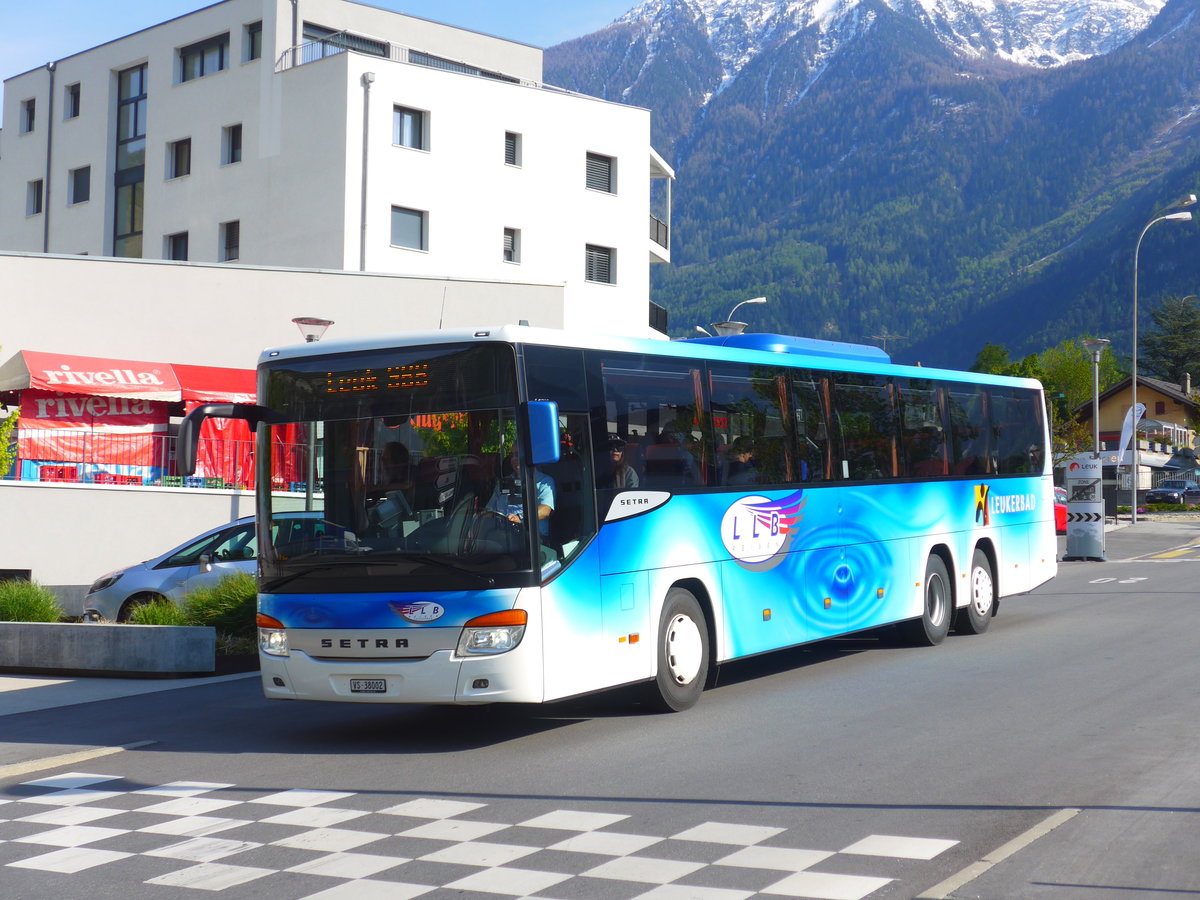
(457, 609), (527, 656)
(257, 613), (289, 657)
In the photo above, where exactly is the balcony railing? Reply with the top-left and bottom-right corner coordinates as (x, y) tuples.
(3, 428), (312, 492)
(276, 30), (530, 86)
(650, 214), (669, 249)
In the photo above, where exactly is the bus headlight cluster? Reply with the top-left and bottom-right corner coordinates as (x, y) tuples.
(457, 609), (527, 656)
(257, 613), (289, 657)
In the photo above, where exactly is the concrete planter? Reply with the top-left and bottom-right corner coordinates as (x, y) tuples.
(0, 621), (216, 677)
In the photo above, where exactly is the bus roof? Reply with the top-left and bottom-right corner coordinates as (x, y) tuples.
(258, 324), (1044, 391)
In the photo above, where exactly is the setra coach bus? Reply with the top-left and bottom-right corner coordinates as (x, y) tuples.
(179, 325), (1057, 711)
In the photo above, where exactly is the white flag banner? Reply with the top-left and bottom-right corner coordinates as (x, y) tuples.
(1118, 402), (1146, 460)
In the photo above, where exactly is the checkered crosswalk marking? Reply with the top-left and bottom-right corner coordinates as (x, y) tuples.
(1, 770), (961, 899)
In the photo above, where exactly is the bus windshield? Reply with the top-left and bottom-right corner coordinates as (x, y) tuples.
(257, 343), (539, 592)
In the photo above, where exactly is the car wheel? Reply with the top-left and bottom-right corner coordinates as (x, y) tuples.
(117, 593), (167, 623)
(955, 549), (994, 635)
(645, 588), (710, 712)
(900, 555), (952, 646)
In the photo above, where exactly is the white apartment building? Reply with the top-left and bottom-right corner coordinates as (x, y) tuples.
(0, 0), (674, 337)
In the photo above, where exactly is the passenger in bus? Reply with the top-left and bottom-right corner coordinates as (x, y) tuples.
(603, 435), (640, 489)
(644, 428), (698, 486)
(726, 436), (758, 484)
(366, 441), (415, 535)
(484, 445), (555, 536)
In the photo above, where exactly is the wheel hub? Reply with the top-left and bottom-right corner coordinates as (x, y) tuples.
(665, 614), (704, 685)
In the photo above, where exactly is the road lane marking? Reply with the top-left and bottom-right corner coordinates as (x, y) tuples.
(916, 807), (1080, 899)
(0, 741), (155, 782)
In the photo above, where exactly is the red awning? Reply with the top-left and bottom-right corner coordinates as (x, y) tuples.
(0, 350), (181, 401)
(0, 351), (256, 404)
(174, 364), (256, 404)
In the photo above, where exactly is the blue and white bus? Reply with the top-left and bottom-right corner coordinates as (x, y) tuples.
(180, 325), (1057, 711)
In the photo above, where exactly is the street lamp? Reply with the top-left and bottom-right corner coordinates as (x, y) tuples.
(711, 297), (767, 337)
(1082, 338), (1110, 458)
(292, 316), (334, 343)
(1131, 195), (1195, 523)
(290, 317), (334, 509)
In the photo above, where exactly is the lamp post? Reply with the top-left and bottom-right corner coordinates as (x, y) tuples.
(711, 297), (767, 336)
(1082, 338), (1110, 459)
(292, 317), (334, 509)
(1131, 196), (1195, 523)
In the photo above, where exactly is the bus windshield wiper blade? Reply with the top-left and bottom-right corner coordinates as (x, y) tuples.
(401, 555), (497, 586)
(263, 556), (494, 590)
(262, 559), (406, 591)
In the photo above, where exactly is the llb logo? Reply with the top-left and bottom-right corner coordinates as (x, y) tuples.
(720, 490), (805, 571)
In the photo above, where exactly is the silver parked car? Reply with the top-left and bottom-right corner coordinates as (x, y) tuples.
(85, 516), (273, 622)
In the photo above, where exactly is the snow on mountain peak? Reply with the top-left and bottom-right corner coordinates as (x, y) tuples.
(617, 0), (1166, 74)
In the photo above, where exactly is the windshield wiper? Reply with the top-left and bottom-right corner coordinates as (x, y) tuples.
(262, 556), (495, 591)
(396, 554), (496, 586)
(261, 559), (407, 591)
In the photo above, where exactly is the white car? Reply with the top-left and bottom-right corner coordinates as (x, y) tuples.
(83, 516), (263, 622)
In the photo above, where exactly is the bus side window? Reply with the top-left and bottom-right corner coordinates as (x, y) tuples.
(832, 373), (897, 481)
(947, 386), (989, 475)
(790, 370), (830, 483)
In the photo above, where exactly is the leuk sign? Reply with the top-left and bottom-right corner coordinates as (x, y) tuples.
(1063, 454), (1105, 561)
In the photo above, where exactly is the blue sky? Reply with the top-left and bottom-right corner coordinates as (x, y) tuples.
(2, 0), (636, 80)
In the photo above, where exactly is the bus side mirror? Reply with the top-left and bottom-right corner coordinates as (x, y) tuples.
(178, 402), (285, 476)
(526, 400), (561, 466)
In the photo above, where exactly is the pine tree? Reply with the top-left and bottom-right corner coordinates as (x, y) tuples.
(1140, 295), (1200, 389)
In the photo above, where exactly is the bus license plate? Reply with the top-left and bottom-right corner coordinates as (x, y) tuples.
(350, 679), (386, 694)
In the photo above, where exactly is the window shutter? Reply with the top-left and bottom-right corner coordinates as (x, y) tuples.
(586, 153), (613, 192)
(585, 245), (613, 283)
(503, 229), (515, 262)
(504, 132), (517, 166)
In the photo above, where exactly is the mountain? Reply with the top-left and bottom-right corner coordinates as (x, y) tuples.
(545, 0), (1200, 369)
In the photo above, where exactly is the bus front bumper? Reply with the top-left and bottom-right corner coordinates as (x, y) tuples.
(259, 648), (543, 705)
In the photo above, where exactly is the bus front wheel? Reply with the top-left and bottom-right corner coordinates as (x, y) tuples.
(647, 588), (709, 712)
(902, 555), (952, 646)
(955, 549), (994, 635)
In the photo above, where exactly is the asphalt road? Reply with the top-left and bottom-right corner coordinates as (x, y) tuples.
(2, 522), (1199, 899)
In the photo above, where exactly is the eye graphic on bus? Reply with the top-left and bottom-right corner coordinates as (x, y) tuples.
(721, 490), (806, 571)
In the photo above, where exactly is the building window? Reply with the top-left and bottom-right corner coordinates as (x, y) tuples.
(68, 166), (91, 205)
(393, 106), (427, 150)
(586, 152), (615, 193)
(245, 21), (263, 61)
(65, 83), (81, 119)
(180, 33), (230, 82)
(168, 138), (192, 178)
(167, 232), (189, 261)
(220, 220), (240, 261)
(20, 98), (35, 134)
(504, 131), (521, 167)
(113, 64), (147, 258)
(222, 124), (242, 165)
(390, 206), (427, 250)
(1155, 401), (1166, 415)
(26, 180), (43, 216)
(585, 244), (615, 284)
(503, 227), (520, 263)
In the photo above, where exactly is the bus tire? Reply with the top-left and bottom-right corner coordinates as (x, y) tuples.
(956, 549), (994, 635)
(901, 555), (952, 646)
(647, 588), (709, 712)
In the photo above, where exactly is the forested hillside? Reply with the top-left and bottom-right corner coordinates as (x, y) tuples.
(546, 0), (1200, 367)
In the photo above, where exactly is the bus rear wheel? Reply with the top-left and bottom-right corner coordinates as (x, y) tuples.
(901, 555), (952, 646)
(955, 549), (994, 635)
(647, 588), (709, 712)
